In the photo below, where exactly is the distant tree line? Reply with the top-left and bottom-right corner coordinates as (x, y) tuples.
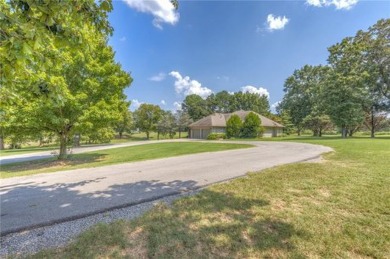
(181, 90), (270, 121)
(278, 19), (390, 138)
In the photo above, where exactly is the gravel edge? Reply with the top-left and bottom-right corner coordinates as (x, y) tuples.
(0, 190), (200, 257)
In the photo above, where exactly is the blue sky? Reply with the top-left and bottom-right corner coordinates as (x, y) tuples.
(108, 0), (389, 112)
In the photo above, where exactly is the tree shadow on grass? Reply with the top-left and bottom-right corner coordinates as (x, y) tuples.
(1, 153), (107, 174)
(131, 189), (309, 258)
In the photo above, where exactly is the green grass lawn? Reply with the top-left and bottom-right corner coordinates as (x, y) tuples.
(0, 142), (252, 179)
(26, 137), (390, 258)
(0, 132), (189, 157)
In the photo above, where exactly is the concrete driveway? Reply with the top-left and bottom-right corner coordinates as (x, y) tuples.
(0, 141), (332, 235)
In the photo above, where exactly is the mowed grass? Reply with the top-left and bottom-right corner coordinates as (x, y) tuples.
(0, 142), (252, 179)
(0, 132), (189, 157)
(25, 137), (390, 258)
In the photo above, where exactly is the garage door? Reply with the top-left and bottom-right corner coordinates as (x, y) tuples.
(192, 129), (201, 139)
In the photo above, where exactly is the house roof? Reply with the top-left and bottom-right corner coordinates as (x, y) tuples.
(189, 110), (284, 128)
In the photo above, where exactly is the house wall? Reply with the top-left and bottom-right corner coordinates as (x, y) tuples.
(263, 127), (283, 137)
(263, 128), (273, 138)
(211, 127), (226, 133)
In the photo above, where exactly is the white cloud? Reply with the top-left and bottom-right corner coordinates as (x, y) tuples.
(216, 75), (230, 81)
(131, 99), (143, 110)
(271, 101), (281, 112)
(149, 72), (166, 82)
(266, 14), (289, 31)
(161, 100), (166, 105)
(306, 0), (358, 10)
(169, 71), (213, 99)
(119, 36), (126, 42)
(241, 85), (270, 98)
(122, 0), (179, 29)
(173, 101), (182, 111)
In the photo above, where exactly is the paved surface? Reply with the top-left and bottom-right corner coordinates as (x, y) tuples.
(0, 141), (332, 235)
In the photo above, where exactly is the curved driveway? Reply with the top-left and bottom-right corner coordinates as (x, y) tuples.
(0, 141), (332, 235)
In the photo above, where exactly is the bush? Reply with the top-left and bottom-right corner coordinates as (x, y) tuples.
(241, 112), (261, 138)
(207, 133), (227, 140)
(226, 115), (243, 138)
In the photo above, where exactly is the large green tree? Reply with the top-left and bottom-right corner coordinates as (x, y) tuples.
(231, 92), (270, 115)
(279, 65), (328, 135)
(325, 37), (368, 138)
(354, 19), (390, 137)
(1, 0), (132, 159)
(182, 94), (210, 121)
(134, 104), (162, 139)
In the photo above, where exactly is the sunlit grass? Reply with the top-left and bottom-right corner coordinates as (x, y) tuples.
(0, 142), (252, 178)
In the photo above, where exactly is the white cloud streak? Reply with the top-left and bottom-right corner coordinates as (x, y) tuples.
(266, 14), (289, 31)
(169, 71), (213, 99)
(131, 99), (143, 110)
(306, 0), (358, 10)
(173, 101), (182, 111)
(161, 100), (166, 105)
(122, 0), (179, 29)
(241, 85), (270, 98)
(149, 72), (166, 82)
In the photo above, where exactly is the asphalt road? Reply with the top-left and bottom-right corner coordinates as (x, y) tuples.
(0, 141), (332, 235)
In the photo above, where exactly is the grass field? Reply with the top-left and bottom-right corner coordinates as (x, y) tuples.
(0, 132), (189, 157)
(25, 137), (390, 258)
(0, 142), (252, 179)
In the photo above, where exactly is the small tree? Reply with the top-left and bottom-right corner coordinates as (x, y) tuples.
(157, 111), (177, 140)
(303, 113), (333, 137)
(226, 114), (242, 138)
(116, 108), (133, 139)
(241, 112), (262, 138)
(175, 110), (192, 138)
(134, 104), (162, 139)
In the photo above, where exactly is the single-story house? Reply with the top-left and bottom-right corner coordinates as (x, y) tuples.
(189, 110), (284, 139)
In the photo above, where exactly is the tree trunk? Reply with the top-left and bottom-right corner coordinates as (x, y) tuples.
(341, 127), (347, 138)
(0, 136), (4, 150)
(371, 107), (375, 138)
(179, 130), (181, 139)
(58, 134), (68, 160)
(349, 129), (354, 137)
(297, 129), (301, 136)
(146, 131), (150, 140)
(157, 131), (160, 140)
(119, 131), (123, 139)
(73, 133), (81, 147)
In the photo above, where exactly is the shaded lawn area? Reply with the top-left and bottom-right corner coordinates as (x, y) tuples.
(0, 142), (253, 179)
(27, 138), (390, 258)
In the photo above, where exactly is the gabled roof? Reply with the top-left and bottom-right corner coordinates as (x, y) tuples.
(189, 110), (284, 128)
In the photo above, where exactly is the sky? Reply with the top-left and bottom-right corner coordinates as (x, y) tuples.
(107, 0), (390, 112)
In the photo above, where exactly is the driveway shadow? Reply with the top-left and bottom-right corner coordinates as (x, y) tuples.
(0, 177), (198, 235)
